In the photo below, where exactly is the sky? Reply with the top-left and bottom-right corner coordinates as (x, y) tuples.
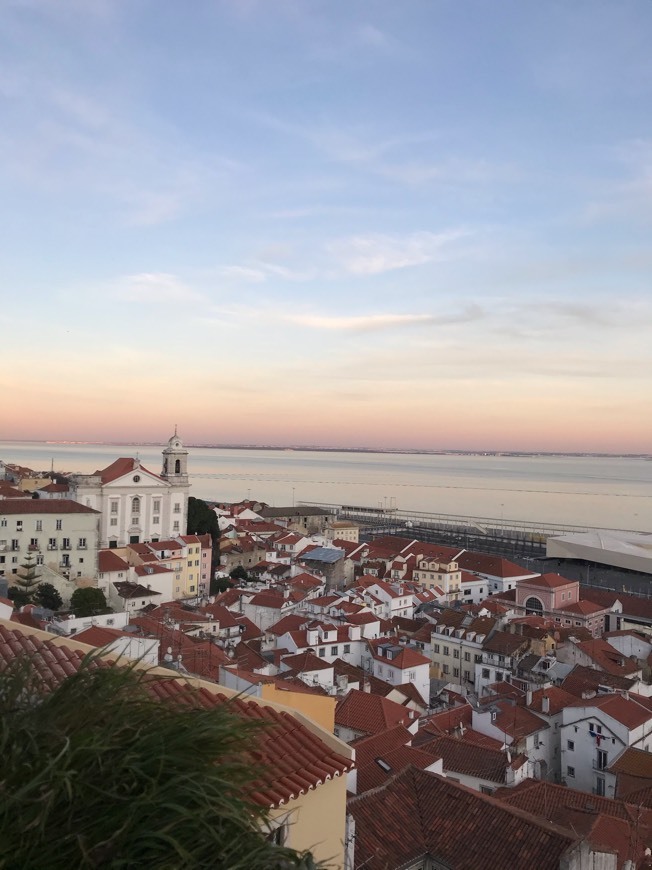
(1, 0), (651, 453)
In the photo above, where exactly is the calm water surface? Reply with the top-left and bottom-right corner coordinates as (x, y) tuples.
(1, 441), (651, 532)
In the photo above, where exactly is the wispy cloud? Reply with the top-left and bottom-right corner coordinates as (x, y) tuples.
(282, 304), (484, 333)
(328, 229), (467, 275)
(110, 273), (204, 304)
(220, 265), (267, 283)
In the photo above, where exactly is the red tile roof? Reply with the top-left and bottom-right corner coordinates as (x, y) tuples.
(348, 766), (579, 870)
(335, 689), (416, 737)
(98, 550), (130, 573)
(527, 686), (578, 716)
(73, 626), (133, 646)
(561, 664), (636, 697)
(520, 572), (575, 589)
(491, 700), (550, 741)
(574, 638), (641, 676)
(95, 457), (163, 484)
(280, 651), (334, 673)
(0, 622), (353, 809)
(420, 734), (525, 784)
(496, 779), (652, 865)
(0, 499), (99, 515)
(567, 692), (652, 730)
(356, 744), (440, 793)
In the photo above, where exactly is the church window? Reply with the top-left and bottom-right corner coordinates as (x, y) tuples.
(110, 501), (118, 514)
(153, 499), (161, 513)
(175, 459), (181, 474)
(173, 503), (180, 514)
(153, 516), (159, 524)
(132, 497), (140, 514)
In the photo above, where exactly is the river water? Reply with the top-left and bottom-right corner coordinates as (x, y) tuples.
(1, 441), (650, 532)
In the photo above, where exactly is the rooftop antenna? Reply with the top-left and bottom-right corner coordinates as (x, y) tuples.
(174, 423), (178, 436)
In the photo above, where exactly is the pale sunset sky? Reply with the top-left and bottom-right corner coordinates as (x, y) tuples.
(1, 1), (651, 452)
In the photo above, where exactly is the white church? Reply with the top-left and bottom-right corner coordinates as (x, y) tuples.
(72, 432), (190, 549)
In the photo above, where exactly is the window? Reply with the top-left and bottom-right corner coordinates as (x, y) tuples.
(78, 538), (87, 549)
(343, 644), (350, 654)
(61, 538), (70, 550)
(48, 538), (57, 550)
(0, 519), (6, 527)
(453, 667), (459, 678)
(330, 646), (338, 655)
(16, 521), (22, 531)
(56, 520), (62, 530)
(30, 538), (38, 548)
(595, 776), (605, 796)
(597, 750), (608, 771)
(11, 539), (19, 551)
(173, 503), (181, 514)
(110, 502), (118, 514)
(153, 499), (161, 513)
(480, 786), (494, 795)
(35, 520), (42, 531)
(408, 670), (416, 681)
(442, 664), (450, 675)
(110, 518), (117, 526)
(464, 652), (471, 662)
(443, 646), (450, 656)
(189, 586), (195, 593)
(173, 522), (179, 531)
(132, 497), (140, 514)
(464, 670), (471, 681)
(567, 766), (575, 778)
(453, 649), (460, 659)
(153, 516), (160, 524)
(567, 740), (575, 751)
(433, 644), (440, 654)
(482, 668), (490, 678)
(319, 648), (325, 658)
(496, 671), (503, 681)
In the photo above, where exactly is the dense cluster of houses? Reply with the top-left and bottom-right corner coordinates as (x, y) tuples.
(4, 448), (652, 867)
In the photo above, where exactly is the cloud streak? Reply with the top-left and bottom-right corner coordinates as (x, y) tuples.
(328, 229), (467, 275)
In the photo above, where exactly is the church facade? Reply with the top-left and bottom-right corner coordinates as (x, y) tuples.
(72, 433), (190, 549)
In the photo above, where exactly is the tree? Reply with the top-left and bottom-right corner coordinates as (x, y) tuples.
(33, 582), (63, 611)
(229, 565), (250, 584)
(0, 656), (318, 869)
(210, 575), (233, 596)
(186, 496), (221, 574)
(12, 552), (41, 603)
(70, 587), (110, 618)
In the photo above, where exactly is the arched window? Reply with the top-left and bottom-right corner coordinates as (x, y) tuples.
(525, 596), (543, 615)
(175, 459), (181, 474)
(132, 496), (140, 514)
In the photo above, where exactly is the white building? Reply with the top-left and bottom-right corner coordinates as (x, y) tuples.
(0, 499), (100, 581)
(72, 433), (190, 549)
(560, 693), (652, 796)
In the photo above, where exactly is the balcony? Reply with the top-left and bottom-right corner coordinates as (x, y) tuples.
(47, 545), (58, 551)
(592, 760), (608, 771)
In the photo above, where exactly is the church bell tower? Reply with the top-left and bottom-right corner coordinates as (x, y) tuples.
(161, 427), (189, 486)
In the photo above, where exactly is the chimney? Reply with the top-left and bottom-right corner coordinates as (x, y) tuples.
(542, 694), (550, 715)
(363, 677), (371, 693)
(526, 690), (532, 707)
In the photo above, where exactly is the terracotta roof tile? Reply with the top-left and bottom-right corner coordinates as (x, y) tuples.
(0, 499), (99, 515)
(419, 734), (524, 784)
(0, 622), (352, 810)
(335, 689), (416, 737)
(348, 766), (578, 870)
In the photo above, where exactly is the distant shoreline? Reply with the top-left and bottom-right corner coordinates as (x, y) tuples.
(1, 440), (648, 460)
